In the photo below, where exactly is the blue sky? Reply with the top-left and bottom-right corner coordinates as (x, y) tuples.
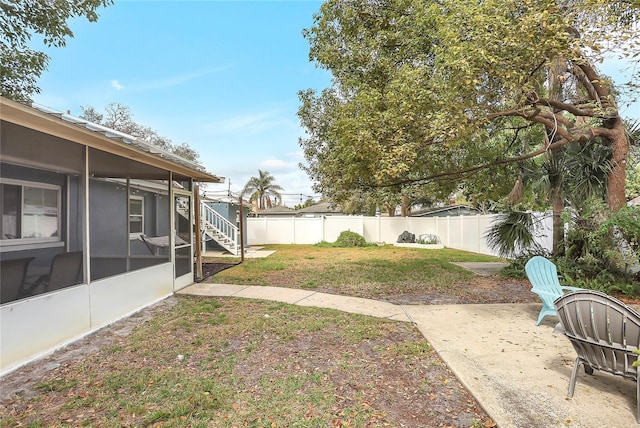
(34, 0), (330, 207)
(32, 1), (638, 207)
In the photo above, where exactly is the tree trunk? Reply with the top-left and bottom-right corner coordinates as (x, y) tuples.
(606, 117), (629, 211)
(552, 187), (564, 255)
(549, 57), (566, 255)
(577, 62), (629, 211)
(400, 196), (412, 217)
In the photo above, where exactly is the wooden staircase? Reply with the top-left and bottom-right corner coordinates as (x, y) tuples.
(174, 199), (241, 256)
(199, 201), (240, 255)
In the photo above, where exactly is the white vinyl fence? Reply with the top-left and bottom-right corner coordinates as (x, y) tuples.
(247, 213), (553, 257)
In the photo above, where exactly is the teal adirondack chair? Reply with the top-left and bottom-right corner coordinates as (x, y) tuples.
(525, 256), (583, 326)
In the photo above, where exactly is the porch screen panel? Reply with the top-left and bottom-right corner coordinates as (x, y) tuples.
(1, 130), (85, 304)
(174, 195), (192, 245)
(174, 194), (192, 279)
(174, 246), (191, 278)
(88, 148), (170, 281)
(1, 183), (20, 238)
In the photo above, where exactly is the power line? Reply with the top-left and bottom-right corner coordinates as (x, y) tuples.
(280, 193), (320, 198)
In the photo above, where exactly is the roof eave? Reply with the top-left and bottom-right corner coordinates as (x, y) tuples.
(0, 96), (224, 183)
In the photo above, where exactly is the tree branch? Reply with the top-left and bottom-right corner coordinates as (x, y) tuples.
(385, 119), (623, 190)
(575, 61), (612, 106)
(571, 61), (602, 105)
(379, 140), (568, 189)
(532, 97), (593, 117)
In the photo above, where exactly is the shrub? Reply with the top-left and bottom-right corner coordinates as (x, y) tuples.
(416, 234), (441, 245)
(496, 205), (639, 296)
(335, 230), (368, 247)
(559, 203), (639, 296)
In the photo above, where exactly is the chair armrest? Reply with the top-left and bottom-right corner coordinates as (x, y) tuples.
(531, 288), (560, 300)
(561, 286), (583, 292)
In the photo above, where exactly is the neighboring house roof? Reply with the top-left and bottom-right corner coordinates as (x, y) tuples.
(254, 205), (297, 216)
(412, 204), (479, 217)
(1, 96), (223, 183)
(297, 201), (343, 215)
(629, 196), (640, 206)
(254, 202), (347, 217)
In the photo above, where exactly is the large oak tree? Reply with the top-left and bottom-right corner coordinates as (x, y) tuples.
(298, 0), (639, 213)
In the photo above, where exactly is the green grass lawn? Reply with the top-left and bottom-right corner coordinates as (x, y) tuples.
(1, 245), (502, 427)
(207, 244), (506, 299)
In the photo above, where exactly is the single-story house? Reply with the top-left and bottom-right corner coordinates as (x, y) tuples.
(0, 96), (223, 375)
(252, 202), (348, 218)
(412, 204), (480, 217)
(252, 205), (297, 217)
(297, 201), (343, 217)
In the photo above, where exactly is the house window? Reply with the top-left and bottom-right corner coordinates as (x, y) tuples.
(129, 195), (144, 237)
(0, 179), (61, 242)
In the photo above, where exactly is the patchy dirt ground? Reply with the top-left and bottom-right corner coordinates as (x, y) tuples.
(196, 261), (240, 282)
(202, 259), (539, 306)
(383, 276), (537, 306)
(1, 264), (534, 427)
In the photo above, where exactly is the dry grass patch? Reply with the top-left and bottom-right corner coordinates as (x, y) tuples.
(0, 296), (491, 427)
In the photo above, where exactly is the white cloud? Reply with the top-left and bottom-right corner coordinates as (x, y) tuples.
(134, 66), (230, 92)
(111, 80), (125, 91)
(202, 110), (289, 138)
(287, 150), (306, 161)
(260, 158), (297, 171)
(277, 169), (319, 207)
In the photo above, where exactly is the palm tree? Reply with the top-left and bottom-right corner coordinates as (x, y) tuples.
(242, 170), (284, 210)
(486, 140), (612, 257)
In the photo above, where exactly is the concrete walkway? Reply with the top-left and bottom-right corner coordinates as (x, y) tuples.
(178, 283), (638, 428)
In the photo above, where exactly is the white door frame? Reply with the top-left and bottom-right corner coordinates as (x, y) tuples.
(172, 187), (194, 290)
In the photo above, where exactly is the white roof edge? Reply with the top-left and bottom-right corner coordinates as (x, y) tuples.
(30, 102), (208, 173)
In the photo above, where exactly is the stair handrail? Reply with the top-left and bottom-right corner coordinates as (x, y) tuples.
(200, 201), (239, 251)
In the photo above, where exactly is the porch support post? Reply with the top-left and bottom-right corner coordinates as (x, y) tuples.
(194, 184), (202, 279)
(83, 146), (92, 304)
(169, 172), (175, 267)
(125, 177), (131, 272)
(239, 194), (245, 262)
